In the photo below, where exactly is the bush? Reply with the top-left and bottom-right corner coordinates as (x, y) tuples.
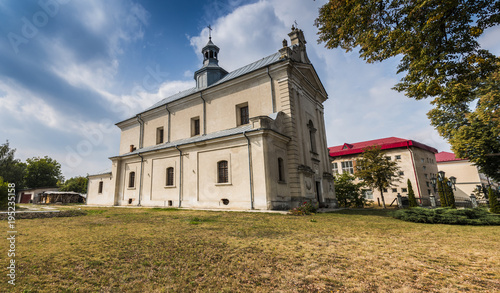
(488, 187), (500, 214)
(407, 179), (418, 208)
(392, 207), (500, 225)
(289, 201), (317, 215)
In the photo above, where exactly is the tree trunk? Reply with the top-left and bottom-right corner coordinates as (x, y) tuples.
(380, 189), (386, 209)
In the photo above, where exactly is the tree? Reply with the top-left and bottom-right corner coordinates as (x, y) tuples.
(407, 179), (417, 208)
(25, 156), (63, 188)
(0, 140), (26, 189)
(437, 177), (456, 208)
(437, 179), (448, 207)
(355, 146), (401, 208)
(334, 172), (366, 208)
(59, 176), (88, 194)
(489, 186), (500, 214)
(0, 177), (8, 210)
(315, 1), (500, 180)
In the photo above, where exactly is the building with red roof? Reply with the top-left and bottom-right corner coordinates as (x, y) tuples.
(329, 137), (439, 206)
(436, 151), (496, 200)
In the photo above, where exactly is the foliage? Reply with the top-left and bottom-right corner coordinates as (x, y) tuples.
(0, 140), (26, 189)
(0, 177), (8, 210)
(25, 156), (63, 188)
(438, 178), (456, 208)
(59, 176), (88, 194)
(407, 179), (417, 208)
(355, 146), (401, 208)
(334, 172), (366, 208)
(489, 186), (500, 214)
(315, 1), (500, 181)
(393, 207), (500, 225)
(289, 201), (317, 215)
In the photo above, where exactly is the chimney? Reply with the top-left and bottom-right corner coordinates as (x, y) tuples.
(130, 145), (135, 152)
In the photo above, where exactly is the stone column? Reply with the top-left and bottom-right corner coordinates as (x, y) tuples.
(397, 193), (403, 209)
(470, 194), (478, 208)
(429, 194), (436, 208)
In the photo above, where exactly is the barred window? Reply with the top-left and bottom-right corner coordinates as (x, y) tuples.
(218, 160), (228, 183)
(166, 167), (174, 186)
(128, 172), (135, 188)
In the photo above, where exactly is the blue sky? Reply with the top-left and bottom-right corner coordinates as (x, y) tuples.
(1, 0), (499, 179)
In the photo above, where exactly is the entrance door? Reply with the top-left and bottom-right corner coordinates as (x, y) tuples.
(315, 181), (322, 204)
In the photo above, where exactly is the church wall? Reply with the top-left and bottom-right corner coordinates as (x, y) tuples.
(143, 113), (168, 147)
(119, 161), (142, 205)
(119, 124), (140, 155)
(87, 174), (114, 205)
(169, 99), (204, 142)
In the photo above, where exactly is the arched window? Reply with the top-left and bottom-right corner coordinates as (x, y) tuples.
(218, 160), (228, 183)
(308, 120), (317, 153)
(210, 50), (214, 58)
(278, 158), (285, 182)
(166, 167), (174, 186)
(204, 52), (208, 59)
(214, 51), (217, 58)
(128, 172), (135, 188)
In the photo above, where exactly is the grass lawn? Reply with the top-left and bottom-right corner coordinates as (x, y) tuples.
(1, 207), (499, 292)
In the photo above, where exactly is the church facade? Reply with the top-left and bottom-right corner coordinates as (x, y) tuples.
(87, 28), (337, 210)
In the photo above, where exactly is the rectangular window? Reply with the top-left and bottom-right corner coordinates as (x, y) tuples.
(426, 182), (430, 187)
(399, 171), (404, 176)
(385, 156), (391, 160)
(341, 161), (354, 174)
(363, 189), (373, 199)
(278, 158), (285, 182)
(392, 188), (397, 193)
(191, 117), (200, 136)
(332, 162), (338, 174)
(383, 188), (388, 192)
(421, 158), (425, 163)
(428, 189), (431, 195)
(240, 106), (249, 125)
(423, 165), (427, 170)
(395, 155), (401, 160)
(424, 174), (428, 179)
(98, 181), (103, 194)
(402, 188), (408, 193)
(156, 127), (164, 144)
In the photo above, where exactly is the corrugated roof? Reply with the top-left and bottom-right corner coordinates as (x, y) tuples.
(126, 52), (283, 121)
(435, 151), (466, 162)
(329, 137), (438, 157)
(119, 124), (254, 157)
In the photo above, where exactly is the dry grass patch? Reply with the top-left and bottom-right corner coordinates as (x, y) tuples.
(1, 207), (499, 292)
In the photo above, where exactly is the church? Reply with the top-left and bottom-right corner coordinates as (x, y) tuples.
(87, 27), (337, 210)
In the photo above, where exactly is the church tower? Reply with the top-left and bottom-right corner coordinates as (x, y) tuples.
(194, 34), (228, 89)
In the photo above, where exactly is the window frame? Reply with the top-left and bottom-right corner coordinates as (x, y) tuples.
(332, 162), (338, 174)
(217, 160), (229, 184)
(307, 120), (317, 153)
(191, 117), (201, 137)
(98, 181), (103, 194)
(341, 161), (354, 174)
(166, 167), (175, 187)
(278, 157), (286, 183)
(128, 171), (136, 189)
(156, 127), (164, 145)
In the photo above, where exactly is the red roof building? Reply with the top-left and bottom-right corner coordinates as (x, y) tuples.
(329, 137), (439, 206)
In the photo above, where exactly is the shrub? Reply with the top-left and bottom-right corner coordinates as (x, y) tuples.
(289, 201), (317, 215)
(489, 187), (500, 214)
(407, 179), (418, 208)
(392, 207), (500, 225)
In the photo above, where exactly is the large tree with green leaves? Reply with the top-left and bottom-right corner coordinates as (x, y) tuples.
(356, 146), (401, 208)
(315, 0), (500, 180)
(59, 176), (88, 194)
(0, 140), (26, 189)
(25, 156), (63, 188)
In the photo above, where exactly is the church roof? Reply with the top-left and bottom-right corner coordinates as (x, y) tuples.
(125, 51), (283, 121)
(329, 137), (438, 157)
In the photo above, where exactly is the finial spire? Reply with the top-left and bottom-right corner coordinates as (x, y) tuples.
(207, 25), (212, 40)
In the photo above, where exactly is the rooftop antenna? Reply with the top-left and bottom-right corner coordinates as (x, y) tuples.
(207, 25), (212, 40)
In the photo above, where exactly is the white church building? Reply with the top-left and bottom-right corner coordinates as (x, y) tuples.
(87, 27), (337, 210)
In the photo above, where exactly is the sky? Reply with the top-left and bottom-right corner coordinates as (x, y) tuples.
(1, 0), (499, 180)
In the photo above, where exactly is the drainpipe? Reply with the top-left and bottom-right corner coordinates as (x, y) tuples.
(175, 145), (182, 208)
(137, 153), (144, 206)
(165, 105), (171, 143)
(137, 114), (144, 149)
(200, 92), (206, 135)
(267, 66), (276, 113)
(243, 132), (254, 209)
(407, 142), (422, 202)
